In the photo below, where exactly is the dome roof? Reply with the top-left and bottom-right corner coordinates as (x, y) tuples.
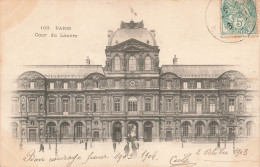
(108, 20), (157, 46)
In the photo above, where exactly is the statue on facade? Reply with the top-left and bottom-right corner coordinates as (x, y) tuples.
(154, 58), (159, 69)
(105, 58), (112, 70)
(123, 58), (128, 68)
(138, 58), (143, 71)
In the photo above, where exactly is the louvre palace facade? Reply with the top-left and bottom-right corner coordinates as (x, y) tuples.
(10, 21), (258, 143)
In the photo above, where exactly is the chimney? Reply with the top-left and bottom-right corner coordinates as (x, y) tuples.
(173, 55), (178, 65)
(86, 56), (90, 65)
(108, 30), (113, 45)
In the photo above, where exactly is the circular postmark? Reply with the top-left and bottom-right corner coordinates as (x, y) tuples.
(205, 0), (257, 43)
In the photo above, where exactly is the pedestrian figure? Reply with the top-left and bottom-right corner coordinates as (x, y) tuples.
(113, 141), (117, 152)
(39, 143), (44, 152)
(124, 142), (130, 157)
(85, 140), (88, 150)
(136, 141), (139, 149)
(90, 139), (92, 148)
(131, 141), (137, 157)
(217, 137), (220, 148)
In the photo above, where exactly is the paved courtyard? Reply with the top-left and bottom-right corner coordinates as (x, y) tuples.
(15, 140), (259, 167)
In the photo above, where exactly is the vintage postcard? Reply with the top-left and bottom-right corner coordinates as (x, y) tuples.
(0, 0), (259, 167)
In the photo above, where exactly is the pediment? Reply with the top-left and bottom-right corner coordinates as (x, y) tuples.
(106, 38), (159, 52)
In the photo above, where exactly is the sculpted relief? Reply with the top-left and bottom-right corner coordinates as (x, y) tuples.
(218, 71), (247, 90)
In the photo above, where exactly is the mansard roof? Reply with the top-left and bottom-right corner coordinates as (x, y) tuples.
(161, 65), (250, 78)
(19, 65), (104, 79)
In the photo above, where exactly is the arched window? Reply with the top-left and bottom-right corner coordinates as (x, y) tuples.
(246, 121), (254, 136)
(182, 121), (190, 137)
(128, 96), (137, 111)
(47, 122), (56, 138)
(129, 56), (136, 71)
(195, 121), (205, 137)
(60, 122), (70, 138)
(12, 122), (18, 138)
(209, 121), (218, 136)
(74, 122), (83, 138)
(145, 56), (151, 70)
(114, 56), (120, 71)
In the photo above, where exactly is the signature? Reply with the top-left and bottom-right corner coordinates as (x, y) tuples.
(169, 153), (196, 167)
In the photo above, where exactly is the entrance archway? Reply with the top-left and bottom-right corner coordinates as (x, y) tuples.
(144, 121), (153, 142)
(127, 121), (138, 141)
(113, 121), (122, 142)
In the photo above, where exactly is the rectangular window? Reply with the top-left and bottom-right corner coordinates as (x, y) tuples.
(128, 102), (137, 111)
(210, 82), (215, 89)
(12, 99), (19, 113)
(114, 98), (120, 111)
(145, 98), (152, 111)
(197, 82), (201, 89)
(29, 99), (36, 112)
(229, 99), (235, 112)
(64, 83), (68, 90)
(77, 83), (81, 90)
(49, 99), (55, 113)
(183, 82), (188, 89)
(246, 99), (252, 112)
(62, 99), (69, 112)
(50, 83), (54, 90)
(75, 99), (83, 112)
(166, 99), (172, 111)
(196, 99), (202, 114)
(30, 82), (35, 89)
(209, 99), (216, 112)
(183, 99), (189, 112)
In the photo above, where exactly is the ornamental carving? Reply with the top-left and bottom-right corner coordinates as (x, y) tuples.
(120, 20), (144, 29)
(106, 39), (159, 52)
(17, 79), (45, 89)
(19, 71), (44, 80)
(218, 71), (246, 90)
(86, 73), (105, 81)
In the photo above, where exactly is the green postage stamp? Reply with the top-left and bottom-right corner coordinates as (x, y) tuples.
(221, 0), (257, 37)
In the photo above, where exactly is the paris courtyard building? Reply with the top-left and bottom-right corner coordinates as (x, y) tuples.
(10, 21), (258, 143)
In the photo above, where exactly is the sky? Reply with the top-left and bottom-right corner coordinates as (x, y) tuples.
(1, 0), (259, 95)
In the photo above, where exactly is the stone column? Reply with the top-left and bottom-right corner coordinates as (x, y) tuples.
(122, 121), (126, 142)
(153, 120), (160, 142)
(138, 121), (143, 141)
(107, 121), (112, 142)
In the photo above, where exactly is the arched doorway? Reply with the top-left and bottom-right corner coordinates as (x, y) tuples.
(181, 121), (191, 138)
(144, 121), (153, 142)
(74, 122), (83, 141)
(246, 121), (254, 137)
(127, 121), (138, 141)
(113, 121), (122, 142)
(60, 122), (70, 141)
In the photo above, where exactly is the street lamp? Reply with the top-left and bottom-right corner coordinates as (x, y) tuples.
(47, 130), (51, 150)
(232, 127), (236, 154)
(54, 129), (58, 157)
